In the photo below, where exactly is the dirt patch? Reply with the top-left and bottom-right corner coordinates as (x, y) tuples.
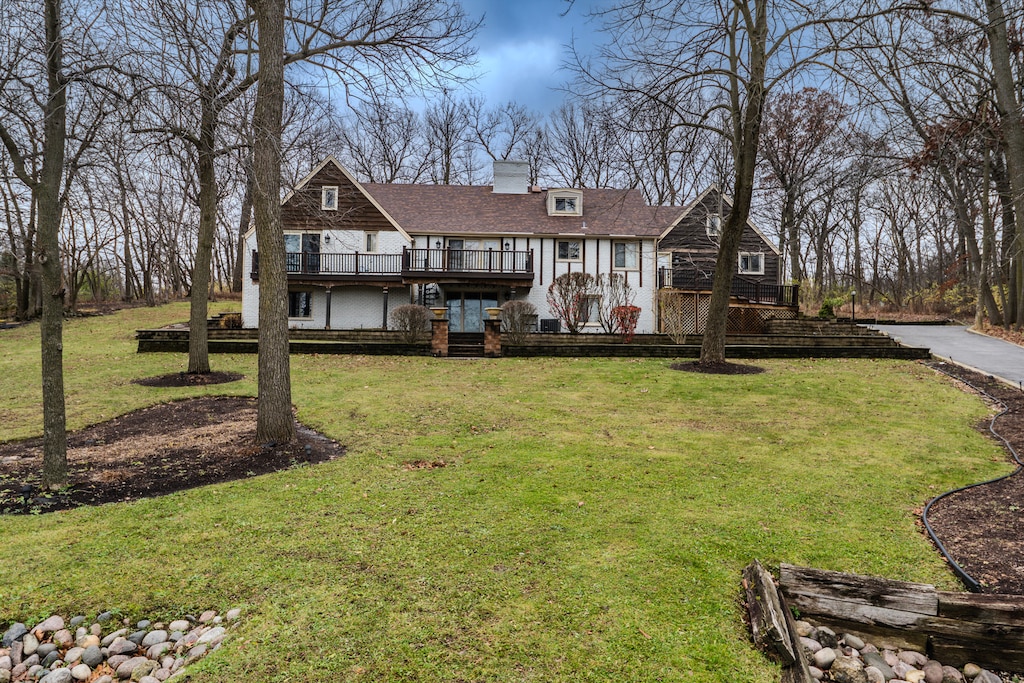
(924, 361), (1024, 594)
(0, 397), (343, 515)
(133, 371), (244, 387)
(669, 360), (766, 375)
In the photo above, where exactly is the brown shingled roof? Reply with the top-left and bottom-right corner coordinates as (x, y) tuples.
(361, 183), (684, 237)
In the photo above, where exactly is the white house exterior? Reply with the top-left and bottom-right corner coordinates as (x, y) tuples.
(242, 157), (684, 334)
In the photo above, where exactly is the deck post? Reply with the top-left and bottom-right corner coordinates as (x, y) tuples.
(325, 287), (332, 330)
(382, 287), (389, 329)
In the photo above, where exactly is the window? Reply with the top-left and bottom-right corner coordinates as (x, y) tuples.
(557, 240), (582, 261)
(613, 241), (639, 270)
(365, 232), (378, 253)
(284, 233), (320, 273)
(582, 295), (601, 325)
(288, 290), (312, 318)
(321, 185), (338, 211)
(706, 214), (722, 240)
(738, 252), (765, 275)
(548, 190), (583, 216)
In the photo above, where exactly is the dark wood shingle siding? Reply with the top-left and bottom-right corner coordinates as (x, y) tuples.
(661, 191), (780, 284)
(282, 165), (397, 233)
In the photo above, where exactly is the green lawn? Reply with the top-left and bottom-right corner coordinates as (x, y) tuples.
(0, 304), (1010, 682)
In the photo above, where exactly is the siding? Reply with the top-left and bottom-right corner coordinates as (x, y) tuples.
(282, 164), (398, 234)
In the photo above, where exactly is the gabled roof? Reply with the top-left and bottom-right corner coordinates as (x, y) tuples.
(362, 183), (685, 238)
(659, 185), (780, 256)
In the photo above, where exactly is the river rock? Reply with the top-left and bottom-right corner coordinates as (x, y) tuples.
(906, 669), (926, 683)
(809, 665), (824, 680)
(831, 655), (868, 683)
(922, 660), (943, 683)
(136, 621), (150, 631)
(225, 609), (241, 622)
(81, 645), (103, 669)
(8, 642), (20, 667)
(862, 651), (894, 680)
(107, 637), (138, 656)
(197, 611), (216, 624)
(101, 629), (128, 647)
(0, 669), (9, 683)
(40, 651), (60, 667)
(941, 666), (964, 683)
(817, 626), (839, 648)
(899, 651), (929, 668)
(70, 664), (91, 681)
(90, 623), (102, 636)
(64, 647), (84, 664)
(130, 659), (158, 681)
(183, 643), (207, 666)
(37, 643), (56, 658)
(0, 655), (10, 671)
(963, 664), (982, 679)
(68, 617), (85, 629)
(41, 668), (73, 683)
(95, 677), (113, 683)
(196, 627), (225, 645)
(106, 655), (128, 671)
(114, 656), (148, 679)
(32, 617), (64, 636)
(864, 666), (885, 683)
(166, 621), (188, 634)
(52, 630), (73, 648)
(21, 633), (38, 657)
(801, 637), (823, 654)
(76, 633), (99, 649)
(1, 625), (27, 648)
(153, 669), (171, 681)
(146, 643), (171, 660)
(95, 612), (112, 624)
(843, 634), (866, 650)
(127, 631), (147, 646)
(141, 632), (167, 648)
(894, 661), (913, 680)
(814, 648), (837, 669)
(974, 671), (1001, 683)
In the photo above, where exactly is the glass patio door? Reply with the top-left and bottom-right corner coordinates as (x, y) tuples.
(446, 291), (499, 332)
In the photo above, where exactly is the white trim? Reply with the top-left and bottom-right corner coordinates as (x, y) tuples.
(321, 186), (339, 210)
(547, 189), (584, 216)
(738, 252), (765, 275)
(612, 240), (640, 271)
(555, 238), (583, 262)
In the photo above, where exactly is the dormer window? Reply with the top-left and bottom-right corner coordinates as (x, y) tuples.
(321, 186), (338, 211)
(706, 213), (722, 240)
(548, 189), (583, 216)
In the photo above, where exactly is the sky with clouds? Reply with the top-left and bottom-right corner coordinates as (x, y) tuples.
(453, 0), (597, 115)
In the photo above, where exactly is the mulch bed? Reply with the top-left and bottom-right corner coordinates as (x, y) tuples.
(669, 360), (766, 375)
(0, 397), (344, 515)
(922, 361), (1024, 594)
(133, 371), (244, 387)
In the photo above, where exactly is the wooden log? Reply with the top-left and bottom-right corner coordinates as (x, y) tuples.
(938, 592), (1024, 627)
(743, 561), (796, 665)
(779, 564), (938, 615)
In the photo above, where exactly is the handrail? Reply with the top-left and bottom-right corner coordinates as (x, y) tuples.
(658, 268), (798, 307)
(403, 247), (534, 274)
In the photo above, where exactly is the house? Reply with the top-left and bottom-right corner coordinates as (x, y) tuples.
(241, 157), (795, 336)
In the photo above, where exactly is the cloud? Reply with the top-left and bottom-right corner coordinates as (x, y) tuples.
(464, 37), (566, 112)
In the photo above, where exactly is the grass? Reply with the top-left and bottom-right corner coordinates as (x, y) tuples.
(0, 303), (1012, 682)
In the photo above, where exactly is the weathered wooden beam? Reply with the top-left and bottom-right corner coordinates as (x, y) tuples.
(938, 592), (1024, 627)
(743, 561), (796, 665)
(779, 564), (938, 615)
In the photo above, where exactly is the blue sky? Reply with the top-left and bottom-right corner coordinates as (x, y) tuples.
(454, 0), (596, 114)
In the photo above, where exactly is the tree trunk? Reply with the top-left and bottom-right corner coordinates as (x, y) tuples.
(700, 0), (767, 364)
(233, 150), (254, 293)
(188, 104), (218, 374)
(985, 0), (1024, 329)
(39, 0), (68, 488)
(250, 0), (294, 444)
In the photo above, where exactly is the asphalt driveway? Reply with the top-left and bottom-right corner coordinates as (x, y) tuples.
(871, 324), (1024, 387)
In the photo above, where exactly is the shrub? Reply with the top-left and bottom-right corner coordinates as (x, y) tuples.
(501, 300), (536, 345)
(611, 305), (641, 343)
(390, 304), (432, 342)
(818, 296), (844, 319)
(660, 291), (694, 343)
(546, 272), (595, 334)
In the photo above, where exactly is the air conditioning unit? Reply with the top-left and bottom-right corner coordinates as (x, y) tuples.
(539, 318), (561, 333)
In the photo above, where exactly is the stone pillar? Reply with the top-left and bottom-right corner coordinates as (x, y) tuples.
(484, 318), (502, 357)
(431, 318), (449, 357)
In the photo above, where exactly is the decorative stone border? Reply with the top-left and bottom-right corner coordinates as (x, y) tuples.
(1, 608), (241, 683)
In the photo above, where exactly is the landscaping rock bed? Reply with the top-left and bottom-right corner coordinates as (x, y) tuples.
(0, 608), (240, 683)
(795, 620), (1013, 683)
